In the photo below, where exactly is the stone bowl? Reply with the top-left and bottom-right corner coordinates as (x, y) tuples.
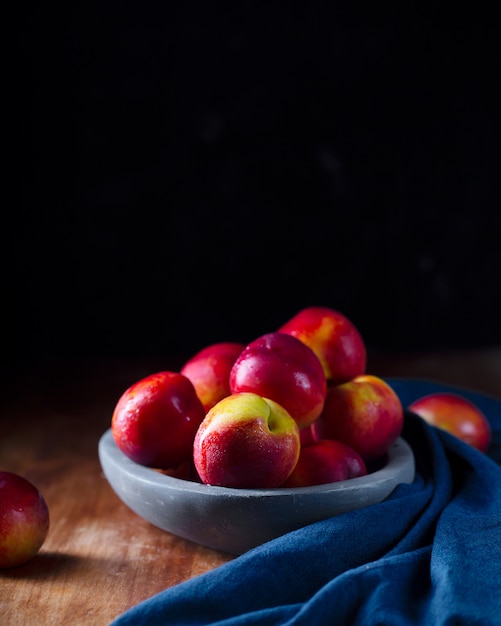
(98, 429), (415, 555)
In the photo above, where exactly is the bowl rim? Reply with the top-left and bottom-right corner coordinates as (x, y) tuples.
(98, 429), (415, 498)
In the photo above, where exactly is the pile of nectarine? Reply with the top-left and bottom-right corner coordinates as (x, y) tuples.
(111, 306), (404, 488)
(111, 305), (491, 490)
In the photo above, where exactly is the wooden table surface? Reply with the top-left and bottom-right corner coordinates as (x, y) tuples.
(1, 348), (500, 626)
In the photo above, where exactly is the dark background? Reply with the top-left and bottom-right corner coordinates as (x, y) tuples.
(5, 6), (501, 381)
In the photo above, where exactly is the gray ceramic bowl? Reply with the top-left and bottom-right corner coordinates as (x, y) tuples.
(98, 429), (415, 555)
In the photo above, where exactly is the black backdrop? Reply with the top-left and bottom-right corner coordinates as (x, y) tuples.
(5, 6), (501, 376)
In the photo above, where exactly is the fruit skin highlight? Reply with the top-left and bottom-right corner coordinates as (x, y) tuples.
(111, 371), (206, 470)
(193, 392), (301, 489)
(229, 331), (327, 430)
(279, 305), (367, 385)
(408, 392), (492, 453)
(0, 471), (50, 569)
(180, 341), (245, 412)
(312, 374), (404, 462)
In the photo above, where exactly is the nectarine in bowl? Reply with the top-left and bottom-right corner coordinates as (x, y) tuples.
(98, 429), (415, 555)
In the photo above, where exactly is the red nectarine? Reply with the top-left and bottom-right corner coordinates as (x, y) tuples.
(408, 392), (491, 453)
(111, 371), (206, 470)
(279, 305), (367, 385)
(282, 439), (367, 487)
(312, 374), (404, 461)
(193, 392), (300, 488)
(0, 472), (50, 568)
(180, 341), (245, 412)
(229, 332), (327, 429)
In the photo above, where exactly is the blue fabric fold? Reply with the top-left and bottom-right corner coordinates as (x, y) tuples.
(109, 379), (501, 626)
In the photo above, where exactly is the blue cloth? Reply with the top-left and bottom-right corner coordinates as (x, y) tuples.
(110, 379), (501, 626)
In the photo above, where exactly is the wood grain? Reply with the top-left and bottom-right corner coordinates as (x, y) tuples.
(1, 350), (500, 625)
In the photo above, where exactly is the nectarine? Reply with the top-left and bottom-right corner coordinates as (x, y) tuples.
(312, 374), (404, 461)
(282, 439), (367, 487)
(408, 392), (491, 453)
(180, 341), (245, 412)
(193, 392), (300, 488)
(0, 472), (50, 568)
(111, 371), (206, 470)
(279, 305), (367, 385)
(229, 332), (327, 429)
